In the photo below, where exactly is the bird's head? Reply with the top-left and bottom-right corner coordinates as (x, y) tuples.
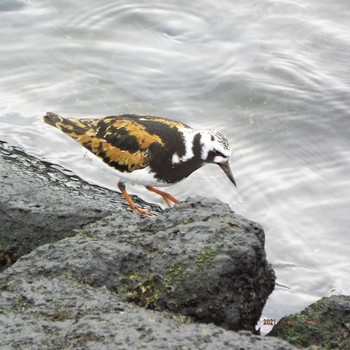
(199, 129), (236, 187)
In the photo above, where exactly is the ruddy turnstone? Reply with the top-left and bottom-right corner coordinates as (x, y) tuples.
(43, 112), (236, 215)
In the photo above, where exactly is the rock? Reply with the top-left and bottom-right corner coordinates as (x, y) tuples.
(267, 295), (350, 349)
(0, 141), (160, 271)
(2, 196), (275, 332)
(0, 141), (287, 349)
(0, 273), (296, 350)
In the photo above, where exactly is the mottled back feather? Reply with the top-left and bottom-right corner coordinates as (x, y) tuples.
(43, 112), (189, 173)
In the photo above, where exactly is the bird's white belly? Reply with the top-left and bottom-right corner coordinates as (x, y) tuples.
(116, 167), (169, 187)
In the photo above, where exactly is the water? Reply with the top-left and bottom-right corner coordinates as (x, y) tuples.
(1, 0), (349, 334)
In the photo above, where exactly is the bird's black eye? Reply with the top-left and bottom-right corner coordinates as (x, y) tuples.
(214, 150), (225, 158)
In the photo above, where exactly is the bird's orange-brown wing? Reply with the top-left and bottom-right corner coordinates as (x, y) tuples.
(43, 113), (165, 172)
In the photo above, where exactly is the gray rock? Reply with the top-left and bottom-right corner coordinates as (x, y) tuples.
(0, 142), (160, 271)
(0, 273), (296, 350)
(267, 295), (350, 349)
(0, 141), (293, 349)
(3, 196), (275, 332)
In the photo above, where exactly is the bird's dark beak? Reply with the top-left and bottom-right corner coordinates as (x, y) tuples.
(219, 161), (237, 187)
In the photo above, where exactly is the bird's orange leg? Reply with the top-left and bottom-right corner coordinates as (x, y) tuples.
(146, 186), (181, 207)
(118, 182), (153, 216)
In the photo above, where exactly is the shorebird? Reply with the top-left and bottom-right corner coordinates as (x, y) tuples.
(43, 112), (236, 215)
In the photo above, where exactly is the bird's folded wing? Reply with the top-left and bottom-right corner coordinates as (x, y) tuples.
(52, 116), (165, 172)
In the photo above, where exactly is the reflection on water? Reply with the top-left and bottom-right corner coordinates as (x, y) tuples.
(1, 0), (350, 334)
(108, 2), (260, 99)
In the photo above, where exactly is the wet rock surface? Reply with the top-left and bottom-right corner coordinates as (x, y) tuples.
(0, 141), (299, 349)
(267, 295), (350, 350)
(0, 273), (296, 350)
(2, 197), (275, 332)
(0, 141), (160, 271)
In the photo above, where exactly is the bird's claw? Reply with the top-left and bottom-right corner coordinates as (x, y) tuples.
(132, 206), (154, 217)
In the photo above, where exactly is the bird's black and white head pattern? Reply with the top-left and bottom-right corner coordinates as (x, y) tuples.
(171, 128), (231, 166)
(168, 127), (235, 186)
(198, 129), (231, 164)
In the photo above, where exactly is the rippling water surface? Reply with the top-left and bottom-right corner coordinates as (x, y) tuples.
(1, 0), (349, 334)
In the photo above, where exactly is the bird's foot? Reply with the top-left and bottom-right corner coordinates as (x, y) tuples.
(132, 206), (154, 217)
(118, 182), (154, 216)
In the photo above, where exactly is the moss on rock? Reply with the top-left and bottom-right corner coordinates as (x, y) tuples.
(268, 295), (350, 349)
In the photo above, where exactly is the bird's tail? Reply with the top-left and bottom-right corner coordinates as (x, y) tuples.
(43, 112), (62, 128)
(43, 112), (94, 139)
